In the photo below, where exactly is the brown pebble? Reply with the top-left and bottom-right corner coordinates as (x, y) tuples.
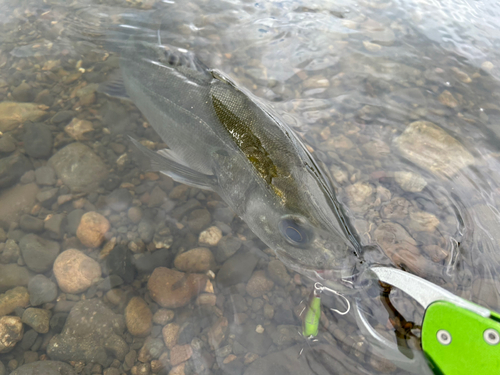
(170, 345), (193, 367)
(246, 270), (274, 298)
(153, 309), (175, 325)
(53, 249), (101, 293)
(76, 211), (110, 248)
(0, 316), (23, 353)
(198, 226), (222, 247)
(174, 247), (215, 273)
(162, 323), (180, 349)
(168, 363), (185, 375)
(125, 297), (152, 337)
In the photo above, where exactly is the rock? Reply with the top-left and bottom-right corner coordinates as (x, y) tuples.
(133, 248), (174, 274)
(409, 209), (440, 232)
(187, 209), (211, 232)
(138, 220), (154, 243)
(10, 361), (76, 375)
(23, 123), (53, 159)
(34, 166), (56, 186)
(53, 249), (102, 294)
(216, 251), (259, 287)
(246, 271), (274, 298)
(12, 82), (34, 102)
(237, 321), (272, 356)
(28, 274), (57, 306)
(106, 189), (132, 212)
(0, 153), (32, 188)
(45, 214), (65, 238)
(363, 40), (382, 52)
(19, 233), (60, 273)
(21, 308), (51, 334)
(374, 222), (419, 258)
(76, 211), (110, 248)
(105, 244), (135, 284)
(51, 110), (74, 124)
(0, 134), (16, 153)
(345, 182), (373, 207)
(47, 300), (128, 365)
(0, 102), (46, 132)
(48, 142), (108, 193)
(153, 309), (175, 326)
(271, 325), (301, 346)
(64, 118), (94, 140)
(380, 197), (411, 220)
(137, 337), (164, 362)
(267, 260), (290, 286)
(0, 286), (29, 316)
(170, 344), (193, 366)
(125, 297), (152, 337)
(174, 248), (215, 273)
(147, 186), (167, 207)
(19, 214), (44, 233)
(0, 360), (4, 375)
(423, 245), (449, 263)
(216, 236), (242, 263)
(0, 264), (31, 293)
(34, 88), (55, 106)
(438, 90), (459, 108)
(362, 139), (390, 159)
(394, 171), (427, 192)
(0, 239), (19, 264)
(127, 206), (142, 223)
(198, 226), (222, 247)
(66, 209), (84, 235)
(162, 323), (180, 349)
(147, 268), (207, 308)
(394, 121), (474, 178)
(0, 183), (39, 227)
(36, 187), (58, 203)
(0, 316), (23, 353)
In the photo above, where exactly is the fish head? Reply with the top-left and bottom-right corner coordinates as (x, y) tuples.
(244, 165), (366, 292)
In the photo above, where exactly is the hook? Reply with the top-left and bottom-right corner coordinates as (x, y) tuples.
(314, 282), (351, 315)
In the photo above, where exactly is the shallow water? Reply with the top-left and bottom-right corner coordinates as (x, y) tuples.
(0, 0), (499, 374)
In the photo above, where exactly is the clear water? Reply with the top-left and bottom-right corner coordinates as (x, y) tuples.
(0, 0), (500, 374)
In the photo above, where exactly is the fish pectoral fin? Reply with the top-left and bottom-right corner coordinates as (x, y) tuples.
(128, 136), (216, 191)
(98, 70), (130, 100)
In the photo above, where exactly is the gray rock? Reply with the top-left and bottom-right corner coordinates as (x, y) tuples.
(19, 214), (44, 233)
(0, 183), (39, 228)
(50, 312), (68, 334)
(51, 110), (75, 124)
(48, 142), (108, 193)
(19, 234), (60, 273)
(213, 207), (235, 223)
(0, 134), (16, 153)
(12, 82), (34, 102)
(187, 209), (211, 232)
(216, 235), (242, 263)
(22, 307), (51, 333)
(216, 251), (259, 287)
(0, 361), (4, 375)
(105, 189), (132, 212)
(105, 245), (135, 284)
(28, 274), (57, 306)
(23, 123), (53, 159)
(36, 187), (58, 203)
(34, 89), (54, 106)
(138, 220), (154, 243)
(236, 321), (272, 356)
(66, 209), (84, 235)
(0, 239), (19, 264)
(34, 166), (56, 186)
(10, 360), (76, 375)
(267, 260), (291, 287)
(271, 325), (301, 346)
(0, 153), (32, 188)
(133, 249), (174, 274)
(44, 214), (65, 238)
(47, 299), (128, 365)
(20, 170), (35, 184)
(20, 329), (38, 350)
(0, 264), (31, 292)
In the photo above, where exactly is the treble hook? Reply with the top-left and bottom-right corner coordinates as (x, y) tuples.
(314, 282), (351, 315)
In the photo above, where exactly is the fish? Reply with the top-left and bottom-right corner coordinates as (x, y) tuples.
(100, 34), (366, 293)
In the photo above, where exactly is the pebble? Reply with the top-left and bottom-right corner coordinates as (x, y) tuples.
(106, 188), (133, 212)
(162, 323), (180, 349)
(34, 166), (56, 186)
(9, 361), (76, 375)
(345, 182), (373, 207)
(246, 270), (274, 298)
(105, 244), (136, 284)
(0, 153), (32, 188)
(127, 206), (143, 223)
(34, 89), (54, 106)
(0, 102), (46, 132)
(19, 214), (44, 233)
(394, 171), (427, 192)
(438, 90), (459, 108)
(170, 345), (193, 366)
(76, 211), (110, 248)
(23, 123), (53, 159)
(174, 247), (215, 273)
(215, 235), (242, 263)
(53, 249), (102, 294)
(125, 296), (152, 337)
(28, 274), (57, 306)
(394, 121), (474, 178)
(64, 118), (94, 140)
(0, 286), (29, 316)
(45, 213), (65, 238)
(481, 61), (494, 71)
(216, 251), (259, 287)
(187, 209), (211, 232)
(147, 186), (167, 207)
(137, 337), (164, 362)
(267, 259), (291, 286)
(236, 321), (272, 356)
(148, 268), (207, 308)
(363, 40), (382, 52)
(0, 182), (39, 227)
(138, 220), (154, 243)
(0, 316), (23, 353)
(48, 142), (108, 193)
(0, 264), (31, 293)
(198, 226), (222, 246)
(47, 300), (128, 365)
(0, 134), (16, 153)
(19, 233), (60, 273)
(21, 308), (51, 334)
(152, 309), (175, 325)
(12, 82), (34, 102)
(66, 209), (84, 235)
(409, 209), (440, 232)
(0, 239), (19, 263)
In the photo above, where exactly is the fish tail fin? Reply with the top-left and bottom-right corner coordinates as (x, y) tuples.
(128, 136), (216, 191)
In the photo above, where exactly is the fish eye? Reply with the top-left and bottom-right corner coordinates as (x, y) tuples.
(279, 216), (312, 247)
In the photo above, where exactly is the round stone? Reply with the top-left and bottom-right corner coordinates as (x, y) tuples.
(125, 297), (152, 337)
(53, 249), (101, 294)
(76, 211), (110, 248)
(0, 316), (23, 353)
(174, 247), (215, 273)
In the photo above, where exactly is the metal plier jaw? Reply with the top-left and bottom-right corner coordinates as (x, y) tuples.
(355, 267), (500, 375)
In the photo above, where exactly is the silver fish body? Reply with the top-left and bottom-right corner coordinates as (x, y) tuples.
(112, 40), (365, 291)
